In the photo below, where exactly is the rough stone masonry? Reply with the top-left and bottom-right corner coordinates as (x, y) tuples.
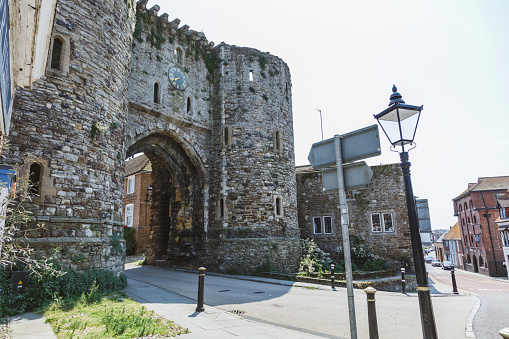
(6, 0), (300, 274)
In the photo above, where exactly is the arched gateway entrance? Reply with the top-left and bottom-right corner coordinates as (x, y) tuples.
(127, 132), (207, 267)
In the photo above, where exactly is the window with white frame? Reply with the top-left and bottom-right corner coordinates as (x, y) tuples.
(125, 204), (134, 227)
(371, 212), (394, 233)
(313, 215), (332, 234)
(127, 175), (135, 194)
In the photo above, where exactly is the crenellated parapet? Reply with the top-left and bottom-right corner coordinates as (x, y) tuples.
(134, 0), (214, 51)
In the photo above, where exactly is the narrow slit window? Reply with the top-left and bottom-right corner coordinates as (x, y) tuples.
(273, 129), (283, 152)
(154, 82), (160, 103)
(51, 37), (64, 70)
(220, 198), (225, 219)
(222, 125), (232, 147)
(249, 70), (253, 81)
(276, 197), (281, 216)
(187, 97), (192, 114)
(176, 48), (183, 64)
(29, 163), (42, 195)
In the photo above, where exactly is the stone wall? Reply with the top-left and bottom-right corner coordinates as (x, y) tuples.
(5, 0), (136, 273)
(296, 164), (413, 269)
(7, 0), (301, 275)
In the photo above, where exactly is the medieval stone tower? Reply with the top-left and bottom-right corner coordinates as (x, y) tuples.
(6, 0), (300, 274)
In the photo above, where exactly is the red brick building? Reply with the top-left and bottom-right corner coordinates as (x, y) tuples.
(123, 155), (153, 254)
(453, 176), (509, 276)
(495, 189), (509, 278)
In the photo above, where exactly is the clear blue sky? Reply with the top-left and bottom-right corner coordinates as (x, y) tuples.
(148, 0), (509, 230)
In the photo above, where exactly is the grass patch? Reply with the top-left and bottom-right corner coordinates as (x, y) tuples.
(44, 289), (189, 339)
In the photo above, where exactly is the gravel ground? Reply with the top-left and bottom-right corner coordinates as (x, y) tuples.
(0, 317), (10, 339)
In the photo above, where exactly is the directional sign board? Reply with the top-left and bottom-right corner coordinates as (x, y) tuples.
(322, 161), (374, 191)
(307, 124), (381, 169)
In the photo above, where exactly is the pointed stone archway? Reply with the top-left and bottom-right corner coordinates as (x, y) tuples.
(127, 132), (207, 268)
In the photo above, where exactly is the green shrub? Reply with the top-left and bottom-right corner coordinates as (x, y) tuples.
(0, 265), (127, 317)
(298, 239), (333, 277)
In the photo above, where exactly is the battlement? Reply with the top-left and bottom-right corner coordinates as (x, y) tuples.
(136, 0), (214, 51)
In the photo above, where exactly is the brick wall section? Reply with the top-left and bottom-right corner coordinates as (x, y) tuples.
(123, 171), (152, 254)
(296, 164), (413, 269)
(454, 189), (506, 276)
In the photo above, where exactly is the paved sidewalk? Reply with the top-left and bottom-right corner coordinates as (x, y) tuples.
(125, 278), (325, 338)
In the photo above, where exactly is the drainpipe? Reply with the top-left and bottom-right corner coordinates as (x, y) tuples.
(480, 192), (499, 276)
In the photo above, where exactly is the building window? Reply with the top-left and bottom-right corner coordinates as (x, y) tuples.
(313, 217), (322, 234)
(28, 163), (42, 195)
(273, 129), (283, 153)
(249, 70), (254, 81)
(500, 207), (507, 220)
(274, 195), (283, 217)
(464, 202), (468, 210)
(217, 197), (227, 221)
(479, 256), (484, 267)
(459, 204), (462, 212)
(222, 125), (232, 147)
(127, 175), (135, 194)
(187, 97), (192, 114)
(371, 212), (394, 233)
(125, 204), (134, 227)
(313, 216), (332, 234)
(176, 48), (183, 64)
(154, 82), (160, 103)
(51, 37), (64, 70)
(48, 34), (70, 75)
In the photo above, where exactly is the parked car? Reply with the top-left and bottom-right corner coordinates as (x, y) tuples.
(424, 256), (434, 263)
(442, 261), (454, 270)
(431, 259), (441, 267)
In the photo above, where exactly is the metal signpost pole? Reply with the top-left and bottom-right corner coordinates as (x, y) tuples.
(334, 135), (357, 339)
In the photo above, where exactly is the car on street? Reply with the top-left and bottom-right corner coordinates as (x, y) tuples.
(442, 260), (454, 270)
(424, 256), (434, 263)
(431, 259), (441, 267)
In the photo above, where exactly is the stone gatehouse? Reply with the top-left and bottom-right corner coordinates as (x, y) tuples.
(5, 0), (300, 274)
(296, 164), (413, 269)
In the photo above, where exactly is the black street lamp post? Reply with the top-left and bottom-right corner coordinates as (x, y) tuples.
(374, 85), (437, 339)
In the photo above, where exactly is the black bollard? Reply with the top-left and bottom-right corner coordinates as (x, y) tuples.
(401, 267), (406, 294)
(365, 286), (379, 339)
(330, 264), (336, 290)
(196, 267), (206, 312)
(451, 267), (458, 294)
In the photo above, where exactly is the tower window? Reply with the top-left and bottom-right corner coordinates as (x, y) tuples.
(153, 82), (160, 103)
(28, 163), (42, 195)
(222, 125), (232, 147)
(273, 129), (283, 153)
(187, 97), (192, 114)
(217, 197), (227, 221)
(50, 37), (64, 70)
(274, 195), (283, 217)
(176, 48), (183, 64)
(249, 70), (253, 81)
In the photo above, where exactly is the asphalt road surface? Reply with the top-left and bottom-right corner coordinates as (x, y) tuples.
(125, 263), (475, 338)
(427, 262), (509, 339)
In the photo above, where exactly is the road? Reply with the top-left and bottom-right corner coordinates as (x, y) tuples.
(125, 263), (475, 338)
(427, 263), (509, 339)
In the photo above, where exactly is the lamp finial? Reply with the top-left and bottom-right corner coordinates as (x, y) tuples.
(389, 85), (405, 106)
